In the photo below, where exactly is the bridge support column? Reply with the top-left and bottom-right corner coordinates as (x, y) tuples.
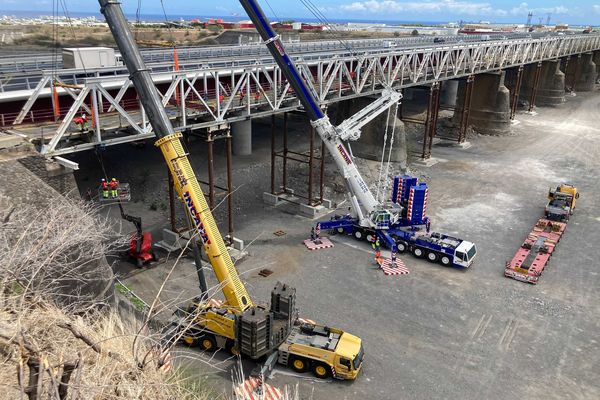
(454, 75), (475, 143)
(422, 82), (441, 160)
(593, 51), (600, 82)
(506, 65), (524, 119)
(232, 119), (252, 155)
(521, 60), (565, 107)
(565, 53), (597, 92)
(440, 80), (459, 108)
(462, 71), (511, 136)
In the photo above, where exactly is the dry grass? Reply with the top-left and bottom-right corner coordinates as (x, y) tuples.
(0, 301), (213, 399)
(0, 195), (214, 399)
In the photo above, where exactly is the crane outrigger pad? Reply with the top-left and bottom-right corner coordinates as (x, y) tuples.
(376, 257), (410, 276)
(98, 183), (131, 203)
(303, 237), (334, 251)
(233, 376), (283, 400)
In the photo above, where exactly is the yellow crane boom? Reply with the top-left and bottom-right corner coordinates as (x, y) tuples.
(156, 133), (252, 311)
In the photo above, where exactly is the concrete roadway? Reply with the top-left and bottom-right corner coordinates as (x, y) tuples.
(80, 90), (600, 399)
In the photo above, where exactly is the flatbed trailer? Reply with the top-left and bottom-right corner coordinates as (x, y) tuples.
(504, 218), (567, 284)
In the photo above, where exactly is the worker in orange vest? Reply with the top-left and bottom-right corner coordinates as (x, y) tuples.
(100, 178), (109, 199)
(109, 178), (119, 198)
(74, 114), (88, 132)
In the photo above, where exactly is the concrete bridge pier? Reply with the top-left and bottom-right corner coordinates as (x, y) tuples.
(564, 53), (597, 92)
(440, 80), (459, 108)
(232, 119), (252, 155)
(520, 60), (565, 108)
(456, 71), (511, 136)
(333, 96), (407, 166)
(593, 51), (600, 82)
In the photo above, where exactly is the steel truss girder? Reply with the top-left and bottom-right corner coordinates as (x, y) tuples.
(35, 34), (600, 156)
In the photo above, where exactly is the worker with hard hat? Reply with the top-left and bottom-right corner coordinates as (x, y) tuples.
(101, 178), (109, 199)
(109, 177), (119, 198)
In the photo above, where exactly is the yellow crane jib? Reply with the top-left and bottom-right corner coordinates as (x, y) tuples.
(155, 132), (253, 312)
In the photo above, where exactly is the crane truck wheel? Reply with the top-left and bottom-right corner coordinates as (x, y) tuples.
(440, 255), (452, 266)
(336, 227), (345, 234)
(426, 251), (439, 262)
(199, 335), (217, 352)
(289, 356), (309, 373)
(412, 247), (424, 258)
(396, 241), (408, 253)
(353, 229), (364, 240)
(312, 362), (332, 379)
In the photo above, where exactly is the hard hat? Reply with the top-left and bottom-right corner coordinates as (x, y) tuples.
(112, 178), (116, 181)
(101, 178), (105, 181)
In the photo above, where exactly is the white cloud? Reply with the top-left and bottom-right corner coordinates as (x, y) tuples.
(510, 2), (570, 16)
(341, 0), (505, 16)
(340, 1), (575, 17)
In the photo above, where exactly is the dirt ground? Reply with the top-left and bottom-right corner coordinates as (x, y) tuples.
(73, 88), (600, 399)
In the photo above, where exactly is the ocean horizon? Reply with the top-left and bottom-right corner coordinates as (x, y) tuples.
(0, 9), (466, 26)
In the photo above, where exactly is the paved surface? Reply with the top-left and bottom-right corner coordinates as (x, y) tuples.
(73, 90), (600, 399)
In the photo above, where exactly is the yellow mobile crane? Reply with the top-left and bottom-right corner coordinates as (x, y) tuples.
(98, 0), (363, 380)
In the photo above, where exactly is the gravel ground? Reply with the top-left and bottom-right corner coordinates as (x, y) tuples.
(73, 89), (600, 399)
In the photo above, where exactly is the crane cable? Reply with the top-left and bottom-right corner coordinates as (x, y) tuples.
(380, 101), (399, 203)
(375, 105), (392, 202)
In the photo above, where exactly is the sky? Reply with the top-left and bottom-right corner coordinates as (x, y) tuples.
(1, 0), (599, 25)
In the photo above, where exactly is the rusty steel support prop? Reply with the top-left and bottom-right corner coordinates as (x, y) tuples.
(422, 88), (433, 159)
(562, 56), (571, 90)
(308, 125), (314, 205)
(168, 167), (177, 232)
(319, 138), (325, 203)
(571, 54), (582, 92)
(510, 65), (524, 120)
(458, 75), (474, 144)
(206, 135), (215, 210)
(422, 82), (440, 159)
(398, 88), (404, 120)
(270, 114), (276, 194)
(528, 62), (542, 112)
(282, 112), (288, 192)
(226, 133), (234, 236)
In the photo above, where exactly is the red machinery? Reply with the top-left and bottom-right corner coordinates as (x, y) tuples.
(504, 219), (567, 284)
(121, 211), (158, 268)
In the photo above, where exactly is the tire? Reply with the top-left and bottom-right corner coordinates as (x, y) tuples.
(181, 335), (197, 347)
(396, 241), (408, 254)
(353, 229), (364, 240)
(412, 247), (424, 258)
(151, 251), (159, 262)
(440, 255), (452, 266)
(181, 328), (202, 347)
(366, 233), (376, 243)
(226, 341), (240, 356)
(336, 227), (345, 234)
(199, 335), (217, 352)
(312, 362), (332, 379)
(426, 251), (438, 263)
(136, 258), (144, 268)
(289, 356), (308, 373)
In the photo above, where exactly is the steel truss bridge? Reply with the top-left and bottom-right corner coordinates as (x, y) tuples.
(4, 33), (600, 157)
